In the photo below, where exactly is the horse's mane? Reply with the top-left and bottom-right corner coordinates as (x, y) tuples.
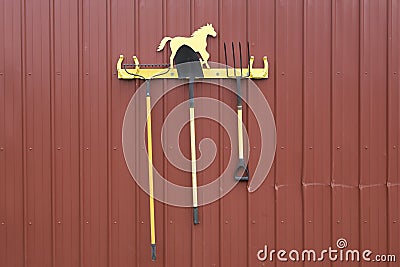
(191, 25), (211, 37)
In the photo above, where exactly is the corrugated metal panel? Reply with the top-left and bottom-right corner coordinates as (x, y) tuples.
(274, 3), (302, 267)
(331, 3), (361, 267)
(1, 0), (24, 266)
(0, 0), (399, 266)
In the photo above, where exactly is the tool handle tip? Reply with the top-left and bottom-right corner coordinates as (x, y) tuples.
(193, 207), (199, 225)
(151, 244), (156, 261)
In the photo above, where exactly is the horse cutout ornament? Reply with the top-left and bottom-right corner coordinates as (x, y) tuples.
(157, 23), (216, 69)
(117, 23), (269, 79)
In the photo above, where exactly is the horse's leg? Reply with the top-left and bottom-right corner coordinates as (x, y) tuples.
(199, 58), (205, 66)
(199, 50), (210, 68)
(169, 42), (176, 67)
(169, 50), (175, 68)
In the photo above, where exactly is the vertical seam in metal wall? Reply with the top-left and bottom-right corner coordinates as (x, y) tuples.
(49, 0), (56, 264)
(273, 1), (278, 266)
(21, 0), (27, 263)
(358, 0), (362, 258)
(386, 0), (390, 259)
(162, 0), (167, 265)
(78, 0), (84, 264)
(133, 0), (139, 266)
(358, 0), (364, 255)
(190, 0), (194, 32)
(106, 0), (112, 264)
(330, 2), (335, 265)
(217, 0), (223, 266)
(189, 0), (195, 266)
(301, 0), (306, 263)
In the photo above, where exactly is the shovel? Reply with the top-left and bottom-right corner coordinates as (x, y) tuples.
(175, 45), (204, 224)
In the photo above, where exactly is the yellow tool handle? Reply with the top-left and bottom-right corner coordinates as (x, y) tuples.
(146, 96), (156, 260)
(190, 107), (198, 209)
(237, 108), (244, 159)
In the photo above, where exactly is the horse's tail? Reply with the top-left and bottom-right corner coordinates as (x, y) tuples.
(157, 37), (172, 51)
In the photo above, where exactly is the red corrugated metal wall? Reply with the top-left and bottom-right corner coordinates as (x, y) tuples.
(0, 0), (399, 266)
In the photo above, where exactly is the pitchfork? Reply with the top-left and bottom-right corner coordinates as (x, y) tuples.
(224, 42), (250, 181)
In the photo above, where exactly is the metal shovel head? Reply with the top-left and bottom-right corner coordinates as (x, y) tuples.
(175, 45), (204, 79)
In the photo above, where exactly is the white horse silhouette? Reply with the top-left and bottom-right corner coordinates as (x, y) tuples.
(157, 24), (217, 69)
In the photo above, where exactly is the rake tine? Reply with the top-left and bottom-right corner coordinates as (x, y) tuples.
(247, 41), (250, 75)
(224, 42), (228, 77)
(239, 42), (243, 77)
(232, 42), (236, 77)
(247, 41), (251, 77)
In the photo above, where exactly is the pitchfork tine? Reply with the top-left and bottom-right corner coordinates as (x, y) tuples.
(224, 42), (228, 77)
(239, 42), (243, 77)
(247, 42), (250, 74)
(232, 42), (236, 77)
